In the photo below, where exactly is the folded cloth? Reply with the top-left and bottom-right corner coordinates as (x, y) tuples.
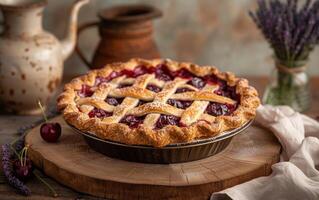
(211, 105), (319, 200)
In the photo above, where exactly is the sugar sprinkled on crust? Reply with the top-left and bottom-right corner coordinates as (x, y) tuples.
(57, 58), (260, 147)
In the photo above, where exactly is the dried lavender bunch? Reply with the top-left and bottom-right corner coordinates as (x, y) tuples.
(249, 0), (319, 67)
(1, 144), (31, 196)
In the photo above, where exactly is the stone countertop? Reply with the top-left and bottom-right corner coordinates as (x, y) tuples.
(0, 76), (318, 200)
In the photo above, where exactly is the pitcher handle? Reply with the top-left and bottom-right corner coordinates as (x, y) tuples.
(76, 21), (99, 68)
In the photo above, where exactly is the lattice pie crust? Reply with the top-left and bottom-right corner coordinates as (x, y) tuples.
(57, 58), (260, 147)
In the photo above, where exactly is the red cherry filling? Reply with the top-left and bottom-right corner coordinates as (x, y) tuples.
(94, 63), (198, 84)
(82, 65), (240, 120)
(187, 77), (206, 89)
(118, 83), (133, 88)
(203, 74), (220, 85)
(88, 108), (112, 118)
(204, 75), (238, 98)
(175, 87), (194, 93)
(146, 84), (162, 92)
(155, 115), (182, 129)
(95, 72), (122, 85)
(205, 102), (237, 116)
(119, 65), (156, 78)
(105, 97), (124, 106)
(172, 68), (194, 79)
(120, 115), (145, 128)
(167, 99), (193, 109)
(95, 76), (108, 86)
(215, 85), (238, 100)
(78, 85), (94, 97)
(155, 64), (174, 81)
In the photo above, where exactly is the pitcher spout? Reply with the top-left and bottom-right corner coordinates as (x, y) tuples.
(61, 0), (90, 60)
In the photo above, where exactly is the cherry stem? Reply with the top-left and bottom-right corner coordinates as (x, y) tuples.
(38, 101), (48, 122)
(10, 132), (27, 158)
(33, 171), (58, 198)
(19, 147), (27, 166)
(23, 147), (28, 166)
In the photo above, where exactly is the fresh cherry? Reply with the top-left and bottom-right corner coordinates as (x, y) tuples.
(40, 123), (62, 143)
(12, 146), (33, 182)
(13, 144), (58, 197)
(13, 157), (33, 182)
(38, 101), (62, 143)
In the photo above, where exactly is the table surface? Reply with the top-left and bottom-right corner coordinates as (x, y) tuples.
(1, 76), (318, 200)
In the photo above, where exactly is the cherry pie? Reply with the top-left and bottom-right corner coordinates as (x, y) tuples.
(57, 59), (260, 147)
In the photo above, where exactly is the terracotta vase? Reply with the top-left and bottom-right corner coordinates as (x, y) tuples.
(0, 0), (89, 115)
(76, 4), (162, 69)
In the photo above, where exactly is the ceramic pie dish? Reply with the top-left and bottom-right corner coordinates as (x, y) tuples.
(57, 58), (260, 149)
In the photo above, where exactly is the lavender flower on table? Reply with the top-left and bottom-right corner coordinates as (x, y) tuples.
(1, 144), (31, 196)
(1, 110), (59, 197)
(249, 0), (319, 67)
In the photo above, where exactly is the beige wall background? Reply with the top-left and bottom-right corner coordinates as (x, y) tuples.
(42, 0), (319, 77)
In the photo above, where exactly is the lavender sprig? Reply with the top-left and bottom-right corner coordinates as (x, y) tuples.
(249, 0), (319, 67)
(1, 144), (31, 196)
(1, 108), (59, 197)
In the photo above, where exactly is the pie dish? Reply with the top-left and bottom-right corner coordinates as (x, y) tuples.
(57, 58), (260, 147)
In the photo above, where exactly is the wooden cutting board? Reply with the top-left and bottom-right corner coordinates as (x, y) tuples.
(25, 116), (281, 200)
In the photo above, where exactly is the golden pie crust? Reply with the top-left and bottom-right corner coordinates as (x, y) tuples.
(57, 58), (260, 147)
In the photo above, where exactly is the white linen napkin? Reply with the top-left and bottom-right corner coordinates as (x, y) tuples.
(211, 105), (319, 200)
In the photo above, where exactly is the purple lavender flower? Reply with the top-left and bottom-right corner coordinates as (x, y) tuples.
(250, 0), (319, 66)
(1, 110), (59, 197)
(1, 144), (31, 196)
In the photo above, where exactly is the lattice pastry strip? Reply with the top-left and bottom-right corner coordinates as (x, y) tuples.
(100, 74), (154, 124)
(105, 86), (234, 104)
(75, 73), (236, 128)
(126, 85), (220, 126)
(142, 77), (189, 128)
(171, 91), (235, 104)
(76, 76), (125, 113)
(180, 84), (218, 125)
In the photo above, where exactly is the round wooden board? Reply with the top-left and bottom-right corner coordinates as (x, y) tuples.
(26, 116), (281, 200)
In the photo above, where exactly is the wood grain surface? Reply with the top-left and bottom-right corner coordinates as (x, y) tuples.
(25, 116), (280, 200)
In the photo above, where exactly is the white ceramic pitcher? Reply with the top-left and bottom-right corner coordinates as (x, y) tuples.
(0, 0), (89, 114)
